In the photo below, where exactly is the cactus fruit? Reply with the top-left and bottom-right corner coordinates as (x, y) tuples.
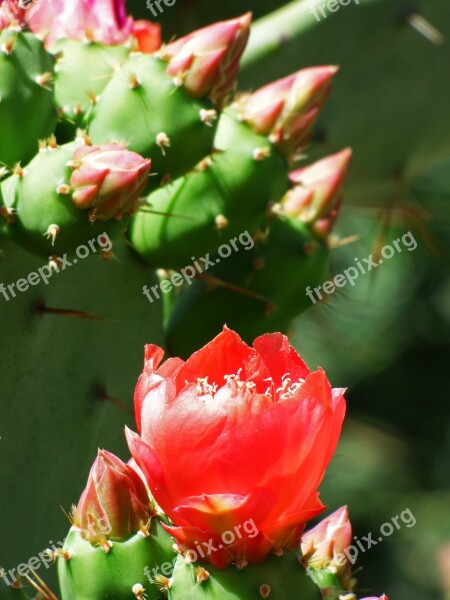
(168, 551), (319, 600)
(129, 65), (338, 270)
(165, 149), (351, 356)
(2, 136), (150, 257)
(0, 28), (56, 167)
(88, 14), (252, 187)
(129, 109), (288, 269)
(57, 450), (175, 600)
(52, 40), (131, 131)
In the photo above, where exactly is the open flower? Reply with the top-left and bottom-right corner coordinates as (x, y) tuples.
(127, 327), (346, 568)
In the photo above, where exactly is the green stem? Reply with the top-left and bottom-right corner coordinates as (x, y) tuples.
(242, 0), (316, 69)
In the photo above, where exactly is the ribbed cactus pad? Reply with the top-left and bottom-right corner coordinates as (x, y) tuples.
(58, 520), (174, 600)
(0, 29), (56, 167)
(89, 54), (218, 186)
(168, 552), (320, 600)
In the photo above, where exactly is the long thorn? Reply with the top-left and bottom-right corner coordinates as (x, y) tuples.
(407, 12), (445, 45)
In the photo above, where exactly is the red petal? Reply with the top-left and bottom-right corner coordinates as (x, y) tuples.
(175, 327), (269, 393)
(253, 333), (310, 390)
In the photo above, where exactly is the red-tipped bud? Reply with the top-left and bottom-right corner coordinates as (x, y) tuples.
(69, 144), (150, 221)
(131, 19), (161, 53)
(73, 450), (152, 547)
(240, 66), (338, 157)
(361, 597), (388, 600)
(278, 148), (351, 238)
(301, 507), (353, 586)
(158, 13), (251, 107)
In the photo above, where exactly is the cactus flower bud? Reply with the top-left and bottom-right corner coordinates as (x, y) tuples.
(69, 143), (151, 221)
(27, 0), (133, 45)
(126, 327), (346, 568)
(158, 13), (252, 107)
(278, 148), (352, 238)
(301, 506), (353, 587)
(361, 596), (388, 600)
(239, 66), (338, 157)
(73, 450), (153, 548)
(131, 19), (161, 53)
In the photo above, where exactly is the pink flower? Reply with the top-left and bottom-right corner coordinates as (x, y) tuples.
(27, 0), (133, 46)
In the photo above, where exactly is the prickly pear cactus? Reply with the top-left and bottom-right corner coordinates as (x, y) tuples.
(0, 2), (401, 600)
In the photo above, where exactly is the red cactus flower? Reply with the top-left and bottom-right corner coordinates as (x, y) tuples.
(239, 66), (338, 157)
(73, 450), (153, 550)
(27, 0), (133, 46)
(301, 506), (353, 587)
(158, 13), (252, 107)
(69, 143), (151, 222)
(126, 327), (346, 568)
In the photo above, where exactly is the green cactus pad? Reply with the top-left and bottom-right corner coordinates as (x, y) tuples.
(166, 217), (329, 357)
(168, 551), (320, 600)
(0, 29), (57, 168)
(2, 140), (124, 258)
(129, 110), (288, 269)
(88, 54), (218, 187)
(58, 520), (175, 600)
(52, 39), (130, 130)
(0, 232), (164, 590)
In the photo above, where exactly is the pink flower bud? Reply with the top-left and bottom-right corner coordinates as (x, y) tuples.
(158, 13), (252, 107)
(240, 66), (338, 157)
(280, 148), (352, 238)
(69, 143), (151, 222)
(73, 450), (153, 547)
(301, 506), (352, 585)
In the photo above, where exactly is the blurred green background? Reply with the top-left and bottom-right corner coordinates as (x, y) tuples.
(126, 0), (450, 598)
